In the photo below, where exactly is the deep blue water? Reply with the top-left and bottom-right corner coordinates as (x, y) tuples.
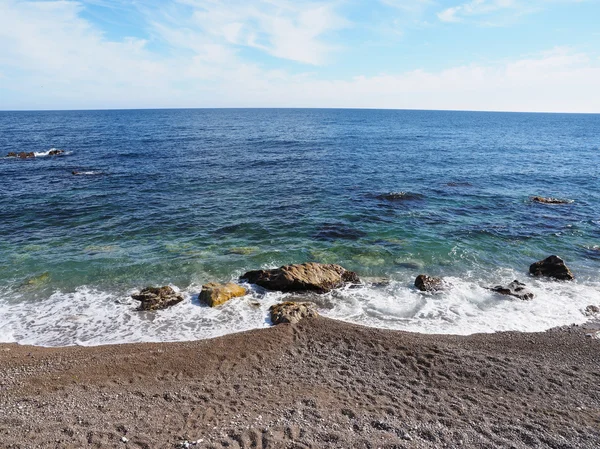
(1, 109), (599, 345)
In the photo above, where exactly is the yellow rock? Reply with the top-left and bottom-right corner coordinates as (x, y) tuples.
(200, 283), (247, 307)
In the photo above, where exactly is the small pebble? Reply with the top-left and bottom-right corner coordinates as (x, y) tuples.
(121, 436), (129, 443)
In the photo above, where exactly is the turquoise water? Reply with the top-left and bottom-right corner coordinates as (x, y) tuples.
(1, 109), (599, 345)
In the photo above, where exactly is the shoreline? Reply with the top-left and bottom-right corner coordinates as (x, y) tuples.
(2, 317), (599, 448)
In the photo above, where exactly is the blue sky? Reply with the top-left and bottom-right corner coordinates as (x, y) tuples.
(0, 0), (599, 111)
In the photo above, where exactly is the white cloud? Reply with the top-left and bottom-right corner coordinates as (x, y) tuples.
(0, 1), (599, 112)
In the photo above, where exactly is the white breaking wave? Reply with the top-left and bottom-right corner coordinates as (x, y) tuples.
(0, 270), (598, 347)
(33, 148), (71, 157)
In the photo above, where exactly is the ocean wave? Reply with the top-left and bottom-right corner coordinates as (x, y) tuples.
(34, 148), (71, 157)
(0, 270), (598, 347)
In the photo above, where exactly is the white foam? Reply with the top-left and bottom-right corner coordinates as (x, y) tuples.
(33, 148), (71, 157)
(0, 272), (598, 347)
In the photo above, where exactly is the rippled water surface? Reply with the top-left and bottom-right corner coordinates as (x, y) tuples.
(1, 109), (599, 345)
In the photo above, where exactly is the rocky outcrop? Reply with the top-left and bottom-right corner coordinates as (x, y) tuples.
(531, 196), (571, 205)
(490, 280), (534, 300)
(48, 149), (64, 156)
(529, 255), (574, 281)
(269, 302), (319, 325)
(241, 263), (359, 293)
(13, 152), (35, 159)
(6, 152), (17, 157)
(132, 286), (184, 311)
(200, 283), (247, 307)
(414, 274), (445, 292)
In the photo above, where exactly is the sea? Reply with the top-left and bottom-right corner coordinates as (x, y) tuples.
(1, 109), (599, 346)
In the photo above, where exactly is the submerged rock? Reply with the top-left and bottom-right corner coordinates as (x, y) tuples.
(529, 255), (574, 281)
(132, 286), (184, 311)
(199, 283), (247, 307)
(414, 274), (445, 292)
(313, 223), (366, 241)
(374, 192), (423, 202)
(490, 280), (534, 300)
(48, 149), (64, 156)
(241, 262), (360, 293)
(269, 302), (319, 325)
(531, 196), (572, 205)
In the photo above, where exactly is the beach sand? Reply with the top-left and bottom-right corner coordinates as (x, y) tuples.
(1, 317), (599, 448)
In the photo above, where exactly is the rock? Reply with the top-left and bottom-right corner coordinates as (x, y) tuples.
(131, 286), (184, 311)
(241, 262), (360, 293)
(269, 302), (319, 325)
(374, 192), (423, 202)
(414, 274), (445, 292)
(490, 280), (534, 300)
(584, 305), (600, 316)
(48, 149), (64, 156)
(6, 152), (17, 157)
(199, 283), (247, 307)
(18, 152), (35, 159)
(529, 255), (574, 281)
(531, 196), (571, 205)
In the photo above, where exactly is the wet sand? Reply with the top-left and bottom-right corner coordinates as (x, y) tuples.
(1, 317), (599, 448)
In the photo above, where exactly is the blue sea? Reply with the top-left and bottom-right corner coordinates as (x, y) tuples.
(1, 109), (599, 346)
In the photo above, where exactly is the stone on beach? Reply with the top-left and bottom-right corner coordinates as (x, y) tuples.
(529, 255), (574, 281)
(199, 283), (247, 307)
(131, 286), (184, 311)
(414, 274), (445, 292)
(490, 280), (534, 300)
(241, 262), (360, 293)
(269, 301), (319, 325)
(531, 196), (572, 205)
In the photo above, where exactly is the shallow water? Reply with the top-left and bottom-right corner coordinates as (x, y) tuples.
(1, 109), (599, 346)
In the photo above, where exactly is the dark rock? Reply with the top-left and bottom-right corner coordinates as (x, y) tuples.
(374, 192), (423, 202)
(414, 274), (445, 292)
(445, 181), (473, 187)
(584, 305), (600, 317)
(529, 255), (574, 281)
(17, 152), (35, 159)
(269, 302), (319, 325)
(490, 280), (534, 300)
(531, 196), (572, 205)
(6, 152), (17, 157)
(199, 283), (247, 307)
(48, 149), (64, 156)
(241, 262), (360, 293)
(132, 286), (184, 311)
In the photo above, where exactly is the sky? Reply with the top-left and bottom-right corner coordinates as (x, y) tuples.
(0, 0), (599, 112)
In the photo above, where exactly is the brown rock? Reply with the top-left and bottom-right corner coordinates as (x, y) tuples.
(18, 152), (35, 159)
(48, 149), (65, 156)
(131, 286), (184, 311)
(6, 152), (17, 157)
(415, 274), (445, 292)
(490, 280), (534, 300)
(200, 283), (247, 307)
(529, 255), (574, 281)
(269, 302), (319, 325)
(241, 263), (359, 293)
(531, 196), (571, 205)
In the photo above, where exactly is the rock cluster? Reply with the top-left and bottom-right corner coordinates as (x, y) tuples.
(490, 280), (534, 300)
(529, 255), (574, 281)
(269, 301), (319, 325)
(200, 283), (247, 307)
(131, 286), (184, 311)
(241, 262), (359, 293)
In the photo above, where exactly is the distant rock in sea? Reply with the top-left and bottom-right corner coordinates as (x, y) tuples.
(531, 196), (572, 205)
(374, 192), (424, 202)
(529, 255), (574, 281)
(241, 262), (360, 293)
(132, 286), (184, 311)
(6, 151), (35, 159)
